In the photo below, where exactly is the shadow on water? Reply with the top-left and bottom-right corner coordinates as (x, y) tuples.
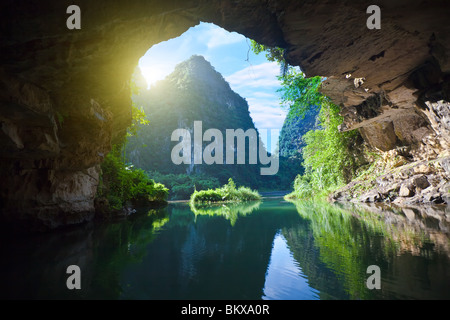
(0, 208), (170, 299)
(0, 199), (448, 299)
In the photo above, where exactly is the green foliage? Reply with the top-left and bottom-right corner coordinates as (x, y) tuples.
(148, 171), (221, 200)
(285, 175), (314, 200)
(286, 103), (362, 199)
(250, 41), (364, 199)
(302, 104), (361, 191)
(99, 147), (168, 210)
(250, 39), (290, 77)
(127, 105), (150, 138)
(249, 40), (285, 63)
(278, 69), (325, 119)
(249, 40), (325, 118)
(190, 178), (261, 204)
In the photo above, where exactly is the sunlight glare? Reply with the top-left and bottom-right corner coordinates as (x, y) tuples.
(139, 64), (174, 88)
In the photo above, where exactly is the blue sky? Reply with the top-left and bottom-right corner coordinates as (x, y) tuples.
(138, 22), (287, 152)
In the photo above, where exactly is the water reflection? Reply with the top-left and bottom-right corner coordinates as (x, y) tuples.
(340, 202), (450, 258)
(288, 200), (450, 299)
(189, 201), (261, 226)
(263, 232), (320, 300)
(0, 208), (170, 299)
(0, 199), (448, 299)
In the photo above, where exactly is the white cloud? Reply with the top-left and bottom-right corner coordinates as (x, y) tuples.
(225, 62), (281, 90)
(251, 92), (279, 99)
(246, 97), (287, 131)
(251, 110), (287, 130)
(225, 62), (286, 133)
(204, 25), (246, 48)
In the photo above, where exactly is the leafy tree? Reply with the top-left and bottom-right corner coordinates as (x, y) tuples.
(278, 69), (324, 120)
(251, 41), (364, 198)
(147, 171), (221, 200)
(249, 40), (287, 75)
(301, 103), (361, 194)
(128, 105), (149, 138)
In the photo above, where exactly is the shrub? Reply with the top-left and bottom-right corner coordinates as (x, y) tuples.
(285, 175), (313, 200)
(190, 189), (224, 204)
(148, 171), (221, 200)
(190, 178), (261, 204)
(99, 149), (168, 211)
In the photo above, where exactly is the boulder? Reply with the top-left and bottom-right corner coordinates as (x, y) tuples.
(414, 164), (434, 174)
(362, 191), (383, 203)
(422, 187), (443, 204)
(399, 183), (415, 197)
(440, 157), (450, 175)
(412, 175), (431, 190)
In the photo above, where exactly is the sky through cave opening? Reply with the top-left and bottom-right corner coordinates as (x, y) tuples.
(136, 22), (288, 154)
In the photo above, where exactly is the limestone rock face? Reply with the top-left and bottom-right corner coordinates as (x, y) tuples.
(359, 121), (399, 152)
(1, 0), (449, 229)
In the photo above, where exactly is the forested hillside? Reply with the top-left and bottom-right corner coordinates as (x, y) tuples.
(126, 56), (267, 198)
(279, 106), (319, 159)
(125, 56), (308, 199)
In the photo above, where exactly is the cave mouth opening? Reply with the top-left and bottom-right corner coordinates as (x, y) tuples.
(3, 2), (448, 232)
(130, 21), (288, 156)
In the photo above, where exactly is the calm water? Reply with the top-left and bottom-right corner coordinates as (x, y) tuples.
(0, 199), (449, 300)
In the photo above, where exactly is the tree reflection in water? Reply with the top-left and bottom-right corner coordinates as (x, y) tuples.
(0, 200), (448, 299)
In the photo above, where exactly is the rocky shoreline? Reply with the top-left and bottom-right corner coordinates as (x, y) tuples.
(331, 154), (450, 206)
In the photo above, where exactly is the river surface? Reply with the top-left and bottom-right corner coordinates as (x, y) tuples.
(0, 198), (449, 299)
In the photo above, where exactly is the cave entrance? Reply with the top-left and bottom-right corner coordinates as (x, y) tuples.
(135, 22), (286, 153)
(123, 22), (289, 188)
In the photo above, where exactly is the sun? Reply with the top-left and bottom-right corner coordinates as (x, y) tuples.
(139, 63), (174, 88)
